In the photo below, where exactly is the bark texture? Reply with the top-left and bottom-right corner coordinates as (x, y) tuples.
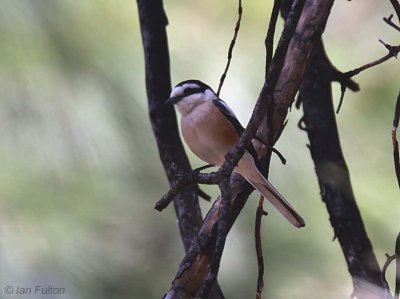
(300, 40), (390, 299)
(136, 0), (223, 297)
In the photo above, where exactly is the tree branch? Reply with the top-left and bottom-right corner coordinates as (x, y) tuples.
(264, 0), (282, 77)
(383, 14), (400, 32)
(217, 0), (243, 96)
(392, 91), (400, 188)
(136, 0), (223, 298)
(389, 0), (400, 23)
(299, 39), (391, 299)
(341, 40), (399, 114)
(395, 232), (400, 299)
(255, 196), (268, 299)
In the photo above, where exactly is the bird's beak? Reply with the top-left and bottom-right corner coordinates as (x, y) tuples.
(166, 96), (181, 105)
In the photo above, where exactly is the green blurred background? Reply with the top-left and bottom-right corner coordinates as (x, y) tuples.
(0, 1), (399, 298)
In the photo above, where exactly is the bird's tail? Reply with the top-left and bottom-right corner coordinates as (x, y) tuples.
(248, 178), (305, 228)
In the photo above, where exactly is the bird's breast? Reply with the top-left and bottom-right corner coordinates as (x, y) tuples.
(181, 102), (239, 166)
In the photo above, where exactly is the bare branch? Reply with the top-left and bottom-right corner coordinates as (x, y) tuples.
(393, 91), (400, 188)
(382, 253), (396, 297)
(389, 0), (400, 23)
(155, 166), (219, 212)
(265, 0), (282, 77)
(345, 43), (399, 78)
(395, 232), (400, 299)
(255, 196), (267, 299)
(137, 0), (224, 297)
(300, 40), (391, 298)
(384, 14), (400, 32)
(162, 0), (338, 296)
(216, 0), (243, 96)
(336, 42), (400, 113)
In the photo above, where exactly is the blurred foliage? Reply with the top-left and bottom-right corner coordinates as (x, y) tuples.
(0, 0), (398, 298)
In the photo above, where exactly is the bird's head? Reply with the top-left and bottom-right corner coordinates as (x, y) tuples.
(166, 80), (216, 115)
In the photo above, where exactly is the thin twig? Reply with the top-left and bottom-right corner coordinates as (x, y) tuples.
(336, 82), (348, 114)
(345, 44), (400, 78)
(255, 195), (267, 299)
(265, 0), (282, 78)
(389, 0), (400, 23)
(395, 232), (400, 299)
(155, 169), (219, 211)
(336, 42), (400, 113)
(384, 14), (400, 32)
(196, 186), (212, 201)
(380, 233), (400, 299)
(382, 253), (396, 297)
(393, 91), (400, 188)
(217, 0), (243, 96)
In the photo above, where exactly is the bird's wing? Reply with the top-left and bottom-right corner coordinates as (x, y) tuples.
(212, 99), (244, 135)
(212, 98), (258, 160)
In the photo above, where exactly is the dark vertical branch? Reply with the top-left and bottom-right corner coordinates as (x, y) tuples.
(395, 232), (400, 299)
(389, 0), (400, 23)
(255, 196), (266, 299)
(392, 91), (400, 188)
(136, 1), (223, 298)
(265, 0), (282, 77)
(137, 0), (201, 254)
(299, 40), (391, 298)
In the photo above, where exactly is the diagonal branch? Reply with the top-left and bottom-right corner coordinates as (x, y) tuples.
(384, 14), (400, 32)
(163, 0), (336, 297)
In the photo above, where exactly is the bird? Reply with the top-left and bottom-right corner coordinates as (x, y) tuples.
(166, 79), (305, 228)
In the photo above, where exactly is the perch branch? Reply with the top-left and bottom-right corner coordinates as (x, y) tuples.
(157, 0), (306, 214)
(163, 0), (337, 297)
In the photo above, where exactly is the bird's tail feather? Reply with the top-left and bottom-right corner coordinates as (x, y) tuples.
(248, 179), (305, 228)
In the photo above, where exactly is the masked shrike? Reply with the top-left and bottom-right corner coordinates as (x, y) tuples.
(166, 79), (305, 228)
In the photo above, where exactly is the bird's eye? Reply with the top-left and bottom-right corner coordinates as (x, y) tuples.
(184, 87), (192, 94)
